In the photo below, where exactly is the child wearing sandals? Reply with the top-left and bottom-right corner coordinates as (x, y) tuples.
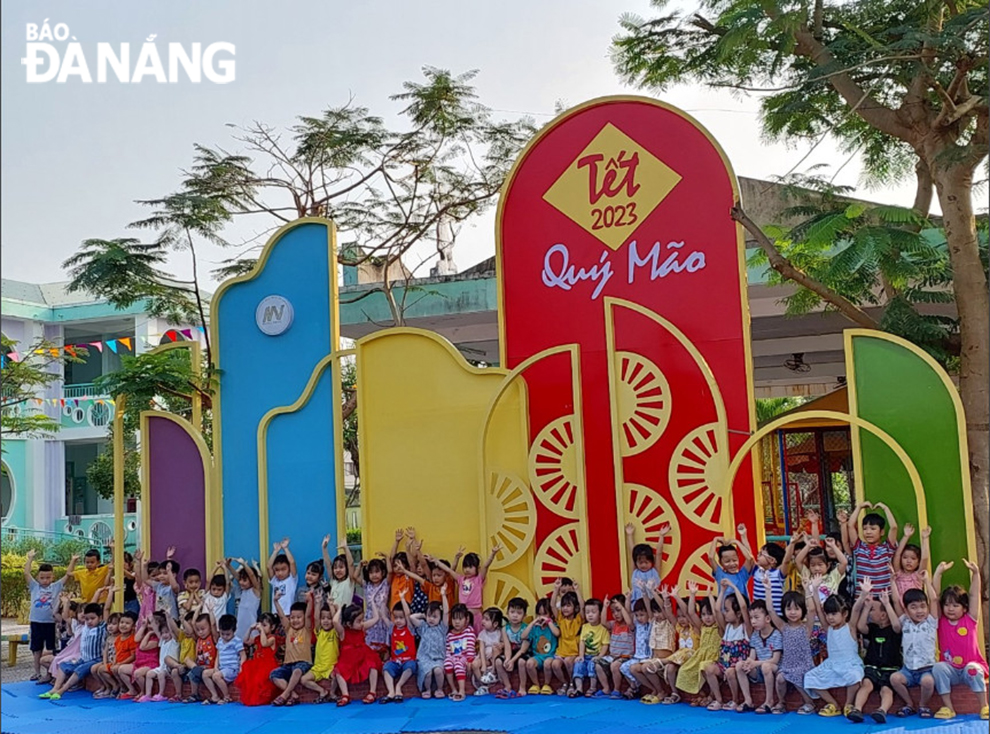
(624, 598), (660, 701)
(804, 589), (865, 716)
(765, 578), (818, 714)
(637, 589), (677, 701)
(444, 604), (478, 701)
(931, 559), (988, 721)
(569, 598), (611, 697)
(523, 598), (559, 695)
(300, 603), (340, 704)
(333, 601), (384, 705)
(550, 583), (583, 694)
(734, 598), (782, 714)
(137, 612), (183, 702)
(382, 599), (419, 702)
(474, 607), (505, 696)
(661, 593), (699, 704)
(201, 614), (244, 705)
(497, 597), (531, 698)
(673, 583), (720, 706)
(404, 591), (448, 699)
(889, 576), (938, 718)
(118, 611), (162, 700)
(702, 579), (752, 712)
(236, 613), (280, 706)
(847, 587), (901, 723)
(270, 590), (314, 706)
(180, 612), (217, 703)
(598, 593), (634, 699)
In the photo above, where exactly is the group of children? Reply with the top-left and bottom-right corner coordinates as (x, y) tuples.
(23, 508), (988, 721)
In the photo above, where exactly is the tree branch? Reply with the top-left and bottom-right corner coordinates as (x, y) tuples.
(731, 206), (881, 330)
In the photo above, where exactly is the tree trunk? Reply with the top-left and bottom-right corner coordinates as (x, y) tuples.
(932, 161), (990, 629)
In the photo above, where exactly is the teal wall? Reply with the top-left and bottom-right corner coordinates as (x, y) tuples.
(1, 439), (30, 529)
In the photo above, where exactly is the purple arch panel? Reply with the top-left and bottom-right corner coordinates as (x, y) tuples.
(146, 415), (207, 577)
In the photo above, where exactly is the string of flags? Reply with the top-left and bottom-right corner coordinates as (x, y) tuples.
(3, 327), (204, 364)
(29, 397), (116, 407)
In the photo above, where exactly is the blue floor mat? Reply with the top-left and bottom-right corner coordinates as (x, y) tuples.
(3, 682), (985, 734)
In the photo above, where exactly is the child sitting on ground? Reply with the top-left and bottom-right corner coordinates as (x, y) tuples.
(382, 596), (418, 702)
(24, 549), (78, 682)
(106, 610), (138, 699)
(890, 574), (939, 718)
(551, 583), (584, 695)
(333, 601), (383, 705)
(893, 524), (930, 599)
(599, 593), (634, 699)
(138, 610), (181, 702)
(321, 536), (359, 609)
(847, 587), (901, 723)
(497, 597), (531, 698)
(702, 580), (751, 712)
(765, 577), (818, 714)
(270, 589), (314, 706)
(300, 603), (340, 704)
(404, 590), (449, 699)
(660, 592), (699, 704)
(735, 597), (782, 714)
(39, 602), (107, 701)
(444, 604), (478, 702)
(474, 607), (505, 696)
(235, 612), (280, 706)
(91, 608), (121, 699)
(674, 583), (720, 708)
(804, 587), (866, 717)
(931, 559), (988, 721)
(202, 614), (244, 705)
(180, 611), (217, 703)
(523, 598), (560, 696)
(847, 502), (899, 596)
(570, 598), (610, 698)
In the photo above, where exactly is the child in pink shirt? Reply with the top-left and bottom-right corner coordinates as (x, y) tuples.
(427, 546), (499, 632)
(931, 559), (988, 721)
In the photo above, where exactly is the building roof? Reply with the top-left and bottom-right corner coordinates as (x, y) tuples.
(2, 279), (104, 308)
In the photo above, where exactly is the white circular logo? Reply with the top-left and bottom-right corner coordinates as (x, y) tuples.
(255, 295), (294, 336)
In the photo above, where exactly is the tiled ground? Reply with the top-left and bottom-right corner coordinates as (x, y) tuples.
(2, 682), (985, 734)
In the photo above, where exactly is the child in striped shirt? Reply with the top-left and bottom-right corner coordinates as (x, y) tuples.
(444, 604), (477, 701)
(847, 502), (899, 597)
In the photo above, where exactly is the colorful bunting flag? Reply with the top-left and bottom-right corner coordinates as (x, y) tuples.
(119, 337), (132, 351)
(106, 340), (118, 354)
(89, 342), (103, 353)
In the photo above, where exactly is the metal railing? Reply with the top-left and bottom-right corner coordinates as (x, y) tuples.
(63, 383), (109, 399)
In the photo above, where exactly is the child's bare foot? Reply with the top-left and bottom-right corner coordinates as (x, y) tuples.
(434, 690), (446, 699)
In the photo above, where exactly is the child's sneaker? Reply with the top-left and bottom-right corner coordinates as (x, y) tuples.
(481, 670), (497, 685)
(473, 686), (489, 696)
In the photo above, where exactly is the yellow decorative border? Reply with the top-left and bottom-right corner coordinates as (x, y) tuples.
(603, 296), (732, 584)
(146, 340), (203, 430)
(478, 344), (592, 592)
(843, 329), (977, 576)
(494, 96), (759, 579)
(139, 410), (216, 567)
(256, 353), (349, 610)
(209, 217), (339, 563)
(723, 410), (928, 534)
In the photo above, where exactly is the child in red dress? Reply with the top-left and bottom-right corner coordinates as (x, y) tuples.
(333, 603), (383, 705)
(234, 613), (280, 706)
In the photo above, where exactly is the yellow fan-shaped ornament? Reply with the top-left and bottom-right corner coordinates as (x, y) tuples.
(486, 571), (537, 612)
(623, 483), (681, 574)
(614, 351), (671, 456)
(534, 522), (583, 596)
(528, 416), (582, 519)
(668, 423), (728, 532)
(486, 472), (537, 569)
(676, 542), (716, 595)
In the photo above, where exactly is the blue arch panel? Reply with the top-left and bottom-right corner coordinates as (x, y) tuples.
(214, 221), (337, 567)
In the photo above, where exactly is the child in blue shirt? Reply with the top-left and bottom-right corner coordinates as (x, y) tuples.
(709, 524), (756, 599)
(624, 521), (669, 604)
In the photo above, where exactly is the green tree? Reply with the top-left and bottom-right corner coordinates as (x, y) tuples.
(613, 0), (989, 586)
(1, 334), (82, 439)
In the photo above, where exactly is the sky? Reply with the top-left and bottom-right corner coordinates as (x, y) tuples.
(1, 0), (925, 290)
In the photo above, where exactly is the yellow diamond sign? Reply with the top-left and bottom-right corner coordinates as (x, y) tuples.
(543, 123), (682, 251)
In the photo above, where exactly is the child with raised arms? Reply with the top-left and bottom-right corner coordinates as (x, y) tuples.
(267, 538), (299, 617)
(624, 522), (668, 603)
(403, 587), (449, 699)
(235, 612), (280, 706)
(847, 502), (899, 595)
(701, 579), (751, 711)
(931, 559), (988, 721)
(334, 600), (384, 705)
(427, 544), (499, 633)
(225, 557), (261, 643)
(24, 548), (77, 682)
(321, 536), (359, 609)
(138, 610), (182, 702)
(847, 586), (901, 723)
(804, 586), (865, 716)
(599, 593), (634, 699)
(765, 577), (818, 714)
(673, 583), (720, 707)
(708, 525), (756, 599)
(381, 595), (418, 702)
(270, 589), (314, 706)
(660, 591), (699, 704)
(892, 524), (930, 600)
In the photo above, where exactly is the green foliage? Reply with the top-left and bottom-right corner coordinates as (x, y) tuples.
(346, 528), (362, 546)
(86, 426), (141, 500)
(1, 334), (84, 439)
(756, 397), (809, 425)
(745, 173), (986, 362)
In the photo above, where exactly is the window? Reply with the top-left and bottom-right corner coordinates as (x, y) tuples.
(1, 463), (12, 523)
(64, 441), (112, 516)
